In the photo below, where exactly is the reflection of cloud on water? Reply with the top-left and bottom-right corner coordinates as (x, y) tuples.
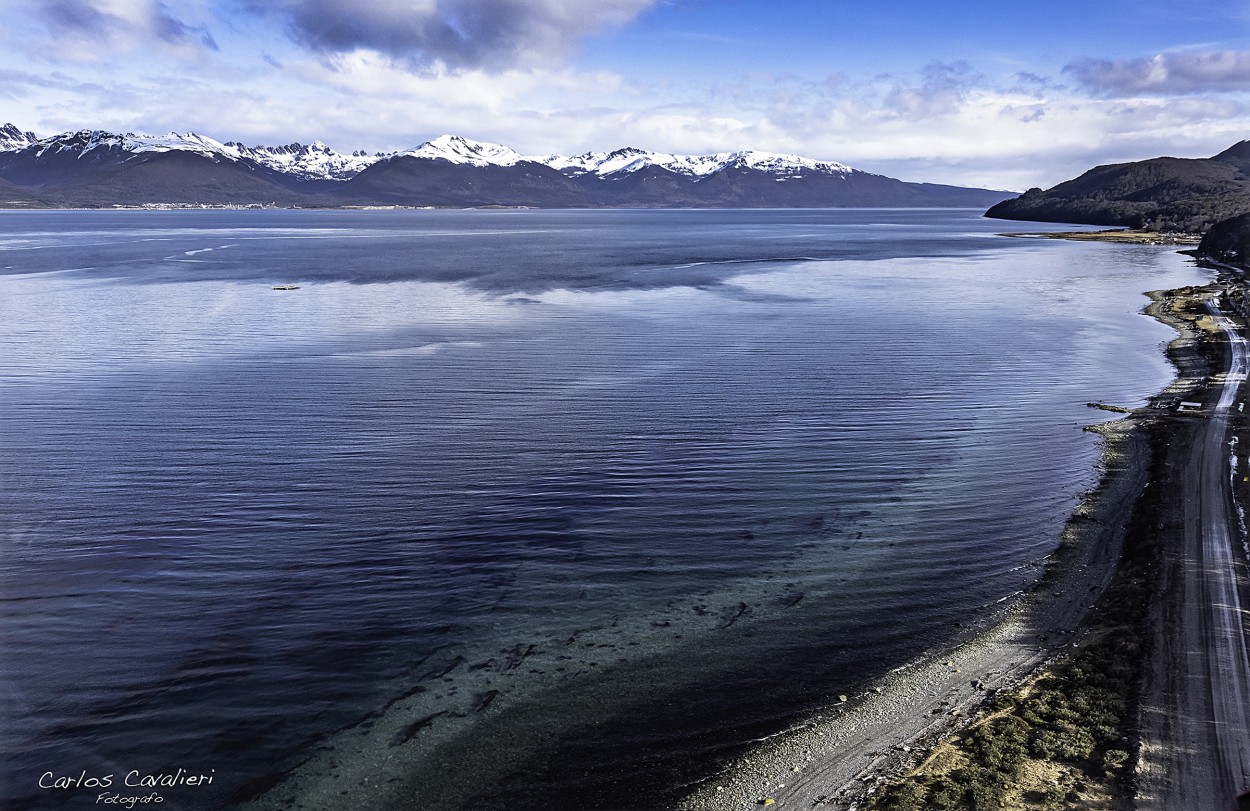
(322, 340), (485, 359)
(562, 359), (684, 390)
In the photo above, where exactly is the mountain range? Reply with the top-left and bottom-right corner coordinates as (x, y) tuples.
(985, 141), (1250, 233)
(0, 124), (1013, 209)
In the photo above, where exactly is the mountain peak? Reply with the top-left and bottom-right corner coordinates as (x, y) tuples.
(1213, 139), (1250, 159)
(536, 146), (859, 180)
(26, 129), (236, 162)
(727, 150), (857, 176)
(223, 139), (377, 180)
(1212, 140), (1250, 172)
(0, 123), (36, 150)
(402, 134), (526, 167)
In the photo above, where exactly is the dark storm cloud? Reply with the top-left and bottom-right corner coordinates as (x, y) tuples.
(37, 0), (217, 50)
(1066, 51), (1250, 97)
(254, 0), (656, 71)
(38, 0), (121, 36)
(154, 2), (219, 50)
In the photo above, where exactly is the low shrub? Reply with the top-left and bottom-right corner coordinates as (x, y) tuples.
(965, 716), (1031, 774)
(1103, 748), (1130, 770)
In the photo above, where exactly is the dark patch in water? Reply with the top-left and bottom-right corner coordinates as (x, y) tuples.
(718, 602), (752, 629)
(475, 690), (500, 713)
(391, 711), (458, 746)
(422, 656), (467, 680)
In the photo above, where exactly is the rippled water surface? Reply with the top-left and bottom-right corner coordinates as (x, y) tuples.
(0, 210), (1206, 810)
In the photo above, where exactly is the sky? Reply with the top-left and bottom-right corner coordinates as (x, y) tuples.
(0, 0), (1247, 189)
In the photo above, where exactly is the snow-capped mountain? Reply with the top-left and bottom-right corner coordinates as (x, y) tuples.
(539, 146), (856, 180)
(350, 135), (1009, 208)
(388, 135), (860, 181)
(0, 125), (380, 182)
(0, 125), (870, 183)
(0, 126), (331, 206)
(224, 140), (381, 181)
(396, 134), (527, 167)
(0, 123), (36, 151)
(0, 124), (1013, 209)
(27, 129), (243, 161)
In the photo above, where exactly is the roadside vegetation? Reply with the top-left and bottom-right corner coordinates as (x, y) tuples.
(867, 600), (1142, 810)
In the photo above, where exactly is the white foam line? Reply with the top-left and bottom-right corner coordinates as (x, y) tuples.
(227, 229), (562, 241)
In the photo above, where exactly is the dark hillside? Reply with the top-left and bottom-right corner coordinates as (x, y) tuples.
(338, 156), (594, 207)
(1198, 212), (1250, 267)
(0, 143), (327, 206)
(986, 142), (1250, 233)
(1212, 141), (1250, 174)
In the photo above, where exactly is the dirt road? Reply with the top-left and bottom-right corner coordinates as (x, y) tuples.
(1137, 294), (1250, 810)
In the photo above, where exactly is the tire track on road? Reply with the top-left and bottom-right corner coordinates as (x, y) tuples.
(1138, 294), (1250, 810)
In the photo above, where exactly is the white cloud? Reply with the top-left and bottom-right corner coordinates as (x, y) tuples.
(1065, 50), (1250, 96)
(0, 3), (1247, 190)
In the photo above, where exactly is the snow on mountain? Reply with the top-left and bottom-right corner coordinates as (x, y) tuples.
(13, 128), (379, 181)
(539, 147), (656, 176)
(396, 134), (527, 167)
(225, 140), (379, 181)
(28, 129), (242, 162)
(4, 125), (862, 185)
(728, 151), (856, 177)
(391, 135), (860, 181)
(530, 145), (857, 179)
(0, 123), (37, 151)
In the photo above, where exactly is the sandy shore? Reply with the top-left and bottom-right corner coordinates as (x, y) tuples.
(1000, 230), (1201, 246)
(677, 282), (1223, 811)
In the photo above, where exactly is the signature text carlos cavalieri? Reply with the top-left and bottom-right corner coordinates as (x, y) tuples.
(40, 768), (216, 807)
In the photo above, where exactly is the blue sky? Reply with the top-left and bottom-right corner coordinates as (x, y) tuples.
(0, 0), (1247, 188)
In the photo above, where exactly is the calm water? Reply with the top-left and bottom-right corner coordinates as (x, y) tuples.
(0, 210), (1205, 810)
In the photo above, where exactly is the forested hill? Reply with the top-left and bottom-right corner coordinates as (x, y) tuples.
(1198, 211), (1250, 267)
(985, 141), (1250, 234)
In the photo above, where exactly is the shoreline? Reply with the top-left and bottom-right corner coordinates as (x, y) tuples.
(678, 276), (1222, 810)
(1000, 229), (1201, 246)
